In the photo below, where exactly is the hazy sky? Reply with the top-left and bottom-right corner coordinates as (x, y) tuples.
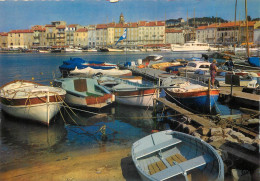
(0, 0), (259, 32)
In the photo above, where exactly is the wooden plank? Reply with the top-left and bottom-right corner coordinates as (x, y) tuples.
(171, 154), (182, 163)
(148, 164), (156, 175)
(175, 153), (187, 162)
(155, 98), (215, 127)
(151, 162), (160, 174)
(156, 161), (167, 171)
(166, 156), (174, 166)
(219, 88), (260, 101)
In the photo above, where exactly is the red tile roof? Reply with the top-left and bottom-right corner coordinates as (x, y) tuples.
(165, 29), (183, 33)
(0, 32), (8, 36)
(68, 24), (78, 28)
(138, 21), (165, 27)
(196, 26), (208, 30)
(76, 28), (88, 32)
(45, 24), (55, 28)
(9, 29), (34, 33)
(96, 24), (108, 29)
(56, 25), (66, 29)
(31, 25), (46, 32)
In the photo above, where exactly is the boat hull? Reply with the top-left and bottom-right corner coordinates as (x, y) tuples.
(65, 92), (115, 109)
(1, 102), (62, 125)
(114, 89), (157, 107)
(248, 57), (260, 67)
(165, 89), (219, 112)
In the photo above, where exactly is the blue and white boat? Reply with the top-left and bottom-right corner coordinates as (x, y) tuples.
(248, 57), (260, 67)
(59, 57), (118, 76)
(132, 130), (224, 181)
(162, 76), (220, 113)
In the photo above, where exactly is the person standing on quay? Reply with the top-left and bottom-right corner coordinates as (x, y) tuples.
(210, 59), (218, 88)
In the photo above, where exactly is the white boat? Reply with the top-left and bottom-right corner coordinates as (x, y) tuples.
(108, 48), (124, 52)
(142, 55), (164, 67)
(87, 48), (98, 52)
(0, 80), (66, 125)
(70, 67), (132, 77)
(178, 61), (211, 75)
(38, 50), (50, 53)
(96, 76), (158, 107)
(171, 41), (218, 52)
(132, 130), (224, 181)
(53, 77), (115, 109)
(64, 47), (82, 52)
(235, 47), (259, 52)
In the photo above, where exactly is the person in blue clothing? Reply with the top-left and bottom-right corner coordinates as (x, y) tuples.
(225, 58), (234, 71)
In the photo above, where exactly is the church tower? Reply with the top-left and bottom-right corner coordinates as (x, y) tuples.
(119, 13), (125, 24)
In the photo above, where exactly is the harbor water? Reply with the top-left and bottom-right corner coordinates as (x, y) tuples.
(0, 52), (242, 180)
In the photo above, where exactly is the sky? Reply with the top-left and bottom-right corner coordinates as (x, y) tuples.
(0, 0), (259, 32)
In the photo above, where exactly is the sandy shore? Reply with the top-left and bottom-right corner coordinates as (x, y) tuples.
(0, 147), (141, 181)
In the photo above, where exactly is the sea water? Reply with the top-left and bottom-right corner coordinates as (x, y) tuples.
(0, 51), (240, 168)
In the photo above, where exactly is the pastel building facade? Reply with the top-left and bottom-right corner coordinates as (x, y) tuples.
(74, 28), (88, 47)
(0, 32), (8, 48)
(8, 29), (34, 49)
(165, 29), (184, 44)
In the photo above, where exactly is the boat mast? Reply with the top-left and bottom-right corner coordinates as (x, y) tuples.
(193, 8), (195, 41)
(245, 0), (250, 57)
(234, 0), (237, 50)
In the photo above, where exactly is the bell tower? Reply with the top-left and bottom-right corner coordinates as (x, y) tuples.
(119, 13), (125, 24)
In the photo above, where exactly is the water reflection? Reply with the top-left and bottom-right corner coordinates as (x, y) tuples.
(0, 112), (67, 150)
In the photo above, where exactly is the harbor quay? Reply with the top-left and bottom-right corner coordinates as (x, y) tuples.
(0, 50), (259, 181)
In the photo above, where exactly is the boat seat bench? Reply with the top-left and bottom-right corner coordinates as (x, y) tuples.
(135, 138), (182, 159)
(148, 153), (191, 180)
(151, 155), (207, 181)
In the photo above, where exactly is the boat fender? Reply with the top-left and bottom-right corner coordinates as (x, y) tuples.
(151, 130), (159, 133)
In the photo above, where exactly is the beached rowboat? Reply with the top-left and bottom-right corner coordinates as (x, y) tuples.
(132, 130), (224, 181)
(0, 80), (66, 125)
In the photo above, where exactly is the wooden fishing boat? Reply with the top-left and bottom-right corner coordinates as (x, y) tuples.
(0, 80), (66, 125)
(96, 76), (158, 107)
(150, 62), (181, 71)
(132, 130), (224, 181)
(70, 66), (132, 77)
(162, 76), (220, 112)
(53, 77), (115, 109)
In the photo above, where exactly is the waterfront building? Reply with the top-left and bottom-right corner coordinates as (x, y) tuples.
(254, 23), (260, 46)
(138, 21), (165, 45)
(7, 29), (34, 49)
(45, 24), (57, 47)
(114, 23), (125, 46)
(107, 22), (116, 46)
(196, 21), (258, 45)
(66, 24), (81, 46)
(56, 25), (66, 47)
(31, 25), (46, 48)
(74, 28), (88, 47)
(87, 25), (96, 48)
(96, 24), (108, 47)
(165, 28), (185, 44)
(0, 32), (8, 48)
(125, 22), (139, 46)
